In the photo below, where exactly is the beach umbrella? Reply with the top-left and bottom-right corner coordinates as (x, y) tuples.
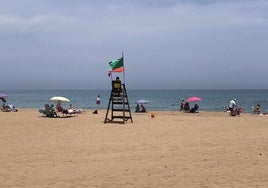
(136, 99), (150, 104)
(0, 93), (7, 98)
(49, 96), (70, 103)
(186, 96), (202, 102)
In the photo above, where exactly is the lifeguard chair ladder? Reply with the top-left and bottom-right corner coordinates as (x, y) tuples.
(104, 83), (133, 124)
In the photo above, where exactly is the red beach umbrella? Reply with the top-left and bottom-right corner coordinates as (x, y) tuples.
(186, 96), (202, 102)
(0, 93), (7, 98)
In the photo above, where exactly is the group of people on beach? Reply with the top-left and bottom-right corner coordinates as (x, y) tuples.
(224, 99), (262, 116)
(179, 99), (199, 113)
(226, 99), (264, 116)
(40, 103), (84, 118)
(1, 77), (266, 116)
(179, 97), (262, 116)
(135, 104), (146, 113)
(226, 99), (242, 116)
(1, 103), (18, 112)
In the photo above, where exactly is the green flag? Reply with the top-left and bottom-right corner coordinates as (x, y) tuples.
(109, 57), (123, 70)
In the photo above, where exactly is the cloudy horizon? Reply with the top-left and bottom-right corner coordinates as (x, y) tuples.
(1, 0), (268, 89)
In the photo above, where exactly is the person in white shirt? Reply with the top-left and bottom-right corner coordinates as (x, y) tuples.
(229, 99), (236, 112)
(96, 95), (100, 105)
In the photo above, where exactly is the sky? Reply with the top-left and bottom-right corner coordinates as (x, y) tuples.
(0, 0), (268, 89)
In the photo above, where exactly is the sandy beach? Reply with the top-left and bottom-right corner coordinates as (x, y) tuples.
(0, 109), (268, 187)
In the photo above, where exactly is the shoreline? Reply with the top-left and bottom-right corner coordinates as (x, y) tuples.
(6, 107), (256, 114)
(2, 89), (268, 113)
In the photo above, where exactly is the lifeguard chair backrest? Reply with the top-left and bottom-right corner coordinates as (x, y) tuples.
(112, 80), (121, 89)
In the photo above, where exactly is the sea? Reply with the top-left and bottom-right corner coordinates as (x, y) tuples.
(1, 89), (268, 113)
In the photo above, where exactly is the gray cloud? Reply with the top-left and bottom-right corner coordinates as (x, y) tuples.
(0, 0), (268, 89)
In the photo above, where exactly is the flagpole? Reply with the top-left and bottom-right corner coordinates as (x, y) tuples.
(110, 71), (113, 81)
(122, 51), (125, 84)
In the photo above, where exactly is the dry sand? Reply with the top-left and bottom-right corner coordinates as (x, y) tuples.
(0, 109), (268, 187)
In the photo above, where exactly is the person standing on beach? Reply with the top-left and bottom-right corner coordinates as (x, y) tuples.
(93, 95), (100, 114)
(229, 99), (236, 112)
(253, 104), (261, 114)
(180, 98), (185, 111)
(96, 95), (100, 105)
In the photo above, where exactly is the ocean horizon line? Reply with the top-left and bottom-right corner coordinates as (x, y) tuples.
(2, 88), (268, 91)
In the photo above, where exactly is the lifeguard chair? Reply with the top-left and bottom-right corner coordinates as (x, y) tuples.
(104, 56), (133, 124)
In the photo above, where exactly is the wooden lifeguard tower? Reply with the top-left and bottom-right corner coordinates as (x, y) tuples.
(104, 55), (133, 124)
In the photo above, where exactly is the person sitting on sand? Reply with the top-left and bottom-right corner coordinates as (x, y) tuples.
(184, 102), (190, 112)
(9, 104), (18, 112)
(253, 104), (261, 114)
(1, 103), (12, 112)
(69, 104), (84, 114)
(69, 104), (75, 110)
(49, 104), (58, 117)
(135, 104), (140, 112)
(224, 106), (229, 112)
(56, 104), (63, 112)
(1, 103), (6, 111)
(56, 104), (68, 114)
(140, 104), (146, 112)
(68, 104), (76, 113)
(190, 104), (199, 113)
